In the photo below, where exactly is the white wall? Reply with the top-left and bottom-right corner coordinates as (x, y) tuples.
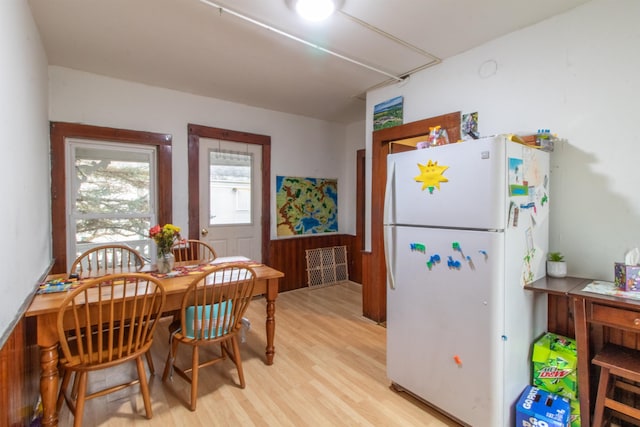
(0, 1), (50, 344)
(48, 67), (360, 243)
(366, 0), (640, 282)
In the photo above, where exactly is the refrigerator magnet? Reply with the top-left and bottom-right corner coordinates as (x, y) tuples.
(413, 160), (449, 194)
(426, 254), (441, 270)
(410, 243), (426, 253)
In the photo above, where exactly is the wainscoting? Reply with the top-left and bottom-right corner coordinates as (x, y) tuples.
(268, 234), (357, 292)
(0, 317), (39, 426)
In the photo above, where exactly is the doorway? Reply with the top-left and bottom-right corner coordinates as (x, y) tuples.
(187, 124), (271, 264)
(198, 138), (262, 260)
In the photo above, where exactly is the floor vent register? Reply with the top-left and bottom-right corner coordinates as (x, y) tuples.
(305, 246), (349, 288)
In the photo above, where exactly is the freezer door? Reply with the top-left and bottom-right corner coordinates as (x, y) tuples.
(387, 226), (505, 427)
(386, 136), (506, 230)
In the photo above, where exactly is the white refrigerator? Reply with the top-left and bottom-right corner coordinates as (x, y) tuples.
(384, 135), (549, 427)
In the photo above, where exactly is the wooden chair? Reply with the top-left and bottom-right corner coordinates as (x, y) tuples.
(70, 244), (145, 278)
(172, 239), (217, 263)
(161, 263), (256, 411)
(68, 244), (156, 372)
(168, 239), (218, 326)
(592, 343), (640, 426)
(56, 273), (166, 427)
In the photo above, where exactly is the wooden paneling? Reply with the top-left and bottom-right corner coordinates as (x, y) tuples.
(361, 251), (374, 319)
(0, 317), (38, 426)
(548, 294), (575, 339)
(268, 235), (355, 292)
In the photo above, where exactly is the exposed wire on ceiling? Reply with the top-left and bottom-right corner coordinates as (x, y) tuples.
(199, 0), (404, 82)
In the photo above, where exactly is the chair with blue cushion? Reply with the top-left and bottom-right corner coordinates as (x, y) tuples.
(161, 263), (256, 411)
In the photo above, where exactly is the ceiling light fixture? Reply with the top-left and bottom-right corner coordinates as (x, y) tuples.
(294, 0), (336, 22)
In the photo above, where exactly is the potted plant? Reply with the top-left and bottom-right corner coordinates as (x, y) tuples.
(547, 252), (567, 278)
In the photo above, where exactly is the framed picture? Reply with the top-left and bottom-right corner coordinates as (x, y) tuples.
(276, 176), (338, 236)
(373, 96), (403, 131)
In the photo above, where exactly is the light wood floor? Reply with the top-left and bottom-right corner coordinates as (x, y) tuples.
(57, 281), (461, 426)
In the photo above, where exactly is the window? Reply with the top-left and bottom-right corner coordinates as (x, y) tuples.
(50, 122), (172, 274)
(66, 140), (157, 262)
(208, 149), (253, 225)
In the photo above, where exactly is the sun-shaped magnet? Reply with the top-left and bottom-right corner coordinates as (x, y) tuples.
(414, 160), (449, 194)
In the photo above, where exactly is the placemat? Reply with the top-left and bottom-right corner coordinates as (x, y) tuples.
(581, 280), (640, 301)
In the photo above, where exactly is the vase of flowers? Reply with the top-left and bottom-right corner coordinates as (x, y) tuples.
(149, 223), (181, 274)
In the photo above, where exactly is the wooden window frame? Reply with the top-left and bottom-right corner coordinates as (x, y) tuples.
(187, 124), (271, 265)
(50, 122), (172, 274)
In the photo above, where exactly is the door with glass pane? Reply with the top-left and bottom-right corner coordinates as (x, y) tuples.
(199, 138), (262, 261)
(66, 140), (156, 268)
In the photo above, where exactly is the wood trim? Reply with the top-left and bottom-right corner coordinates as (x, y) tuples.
(49, 122), (173, 274)
(361, 251), (373, 319)
(187, 124), (271, 265)
(352, 149), (365, 284)
(365, 112), (461, 322)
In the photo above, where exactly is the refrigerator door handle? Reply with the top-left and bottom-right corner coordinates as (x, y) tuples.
(384, 160), (396, 290)
(384, 225), (396, 290)
(383, 159), (395, 226)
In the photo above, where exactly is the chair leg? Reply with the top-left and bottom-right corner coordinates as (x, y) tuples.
(136, 356), (153, 419)
(230, 336), (246, 388)
(73, 372), (88, 427)
(56, 369), (72, 412)
(163, 338), (179, 381)
(593, 366), (611, 427)
(190, 345), (199, 411)
(146, 350), (155, 375)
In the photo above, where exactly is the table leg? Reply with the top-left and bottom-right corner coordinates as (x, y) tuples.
(40, 343), (59, 427)
(573, 296), (590, 427)
(265, 278), (278, 365)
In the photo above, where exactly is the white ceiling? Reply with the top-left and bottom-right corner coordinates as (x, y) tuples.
(28, 0), (591, 124)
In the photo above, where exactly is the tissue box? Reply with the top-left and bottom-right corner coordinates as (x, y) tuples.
(614, 262), (640, 291)
(516, 386), (570, 427)
(532, 332), (578, 401)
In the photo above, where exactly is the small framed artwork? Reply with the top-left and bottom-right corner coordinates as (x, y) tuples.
(461, 111), (479, 140)
(373, 96), (403, 131)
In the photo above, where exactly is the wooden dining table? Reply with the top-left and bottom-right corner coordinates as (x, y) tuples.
(24, 260), (284, 427)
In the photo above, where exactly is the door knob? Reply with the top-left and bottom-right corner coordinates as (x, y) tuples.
(201, 228), (208, 236)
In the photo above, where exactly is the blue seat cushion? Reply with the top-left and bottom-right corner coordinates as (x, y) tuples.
(184, 301), (233, 339)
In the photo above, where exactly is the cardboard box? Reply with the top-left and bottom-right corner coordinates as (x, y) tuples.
(569, 398), (581, 427)
(532, 332), (578, 401)
(614, 262), (640, 291)
(516, 386), (570, 427)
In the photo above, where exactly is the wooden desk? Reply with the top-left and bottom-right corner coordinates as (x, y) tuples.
(25, 263), (284, 427)
(569, 283), (640, 427)
(527, 276), (640, 427)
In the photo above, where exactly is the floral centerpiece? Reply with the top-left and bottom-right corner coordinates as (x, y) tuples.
(149, 223), (181, 273)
